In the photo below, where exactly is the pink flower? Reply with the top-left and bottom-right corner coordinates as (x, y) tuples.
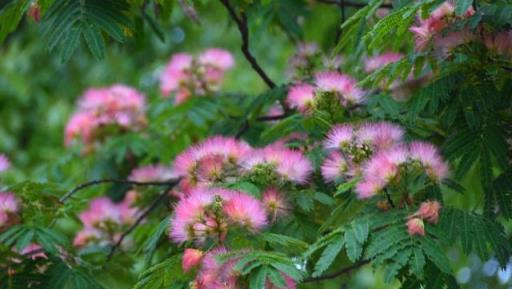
(0, 154), (10, 172)
(364, 52), (403, 72)
(0, 192), (19, 228)
(223, 193), (267, 231)
(173, 136), (252, 182)
(357, 122), (403, 150)
(433, 29), (475, 54)
(159, 53), (193, 96)
(198, 48), (235, 71)
(183, 248), (204, 272)
(0, 192), (19, 215)
(79, 197), (122, 229)
(321, 152), (349, 183)
(262, 188), (289, 220)
(324, 124), (354, 150)
(410, 1), (474, 51)
(286, 83), (316, 113)
(314, 71), (365, 105)
(407, 218), (425, 236)
(170, 189), (217, 243)
(197, 247), (238, 289)
(20, 244), (47, 260)
(65, 84), (146, 148)
(128, 165), (175, 182)
(355, 178), (384, 199)
(362, 146), (407, 183)
(242, 146), (313, 184)
(408, 141), (449, 181)
(64, 111), (96, 146)
(73, 227), (102, 247)
(418, 200), (441, 224)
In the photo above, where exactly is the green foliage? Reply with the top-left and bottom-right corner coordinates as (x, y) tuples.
(41, 0), (133, 61)
(439, 207), (512, 266)
(132, 255), (191, 289)
(0, 0), (31, 43)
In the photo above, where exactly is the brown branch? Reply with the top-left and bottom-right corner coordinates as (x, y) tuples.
(316, 0), (393, 9)
(219, 0), (276, 89)
(106, 181), (180, 260)
(59, 179), (180, 203)
(257, 114), (288, 121)
(179, 0), (201, 25)
(303, 259), (370, 282)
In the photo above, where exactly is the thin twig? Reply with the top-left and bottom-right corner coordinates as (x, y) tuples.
(303, 259), (370, 282)
(106, 181), (179, 261)
(59, 179), (179, 203)
(257, 114), (288, 121)
(219, 0), (276, 89)
(178, 0), (201, 24)
(335, 0), (346, 43)
(316, 0), (393, 8)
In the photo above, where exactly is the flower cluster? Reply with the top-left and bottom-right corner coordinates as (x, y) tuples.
(287, 71), (365, 113)
(172, 136), (313, 188)
(407, 200), (442, 236)
(65, 84), (147, 149)
(128, 164), (175, 182)
(73, 192), (141, 247)
(321, 122), (449, 199)
(0, 192), (20, 232)
(409, 1), (475, 51)
(169, 187), (267, 244)
(159, 48), (235, 104)
(0, 154), (10, 172)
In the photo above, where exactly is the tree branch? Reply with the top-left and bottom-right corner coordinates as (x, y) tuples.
(316, 0), (393, 9)
(59, 179), (180, 203)
(219, 0), (276, 89)
(303, 259), (370, 282)
(178, 0), (201, 25)
(106, 181), (180, 260)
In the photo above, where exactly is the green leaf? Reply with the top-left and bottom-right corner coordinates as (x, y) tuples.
(313, 236), (344, 277)
(455, 0), (473, 16)
(420, 237), (451, 274)
(410, 247), (426, 278)
(249, 266), (269, 289)
(345, 229), (362, 262)
(0, 0), (31, 43)
(82, 23), (105, 59)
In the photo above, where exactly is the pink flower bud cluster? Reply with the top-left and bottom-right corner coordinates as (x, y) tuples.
(409, 1), (474, 51)
(181, 247), (297, 289)
(159, 48), (235, 104)
(65, 84), (147, 148)
(0, 192), (20, 232)
(73, 192), (141, 247)
(169, 187), (267, 244)
(0, 154), (10, 172)
(286, 71), (365, 113)
(407, 200), (442, 236)
(172, 136), (313, 188)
